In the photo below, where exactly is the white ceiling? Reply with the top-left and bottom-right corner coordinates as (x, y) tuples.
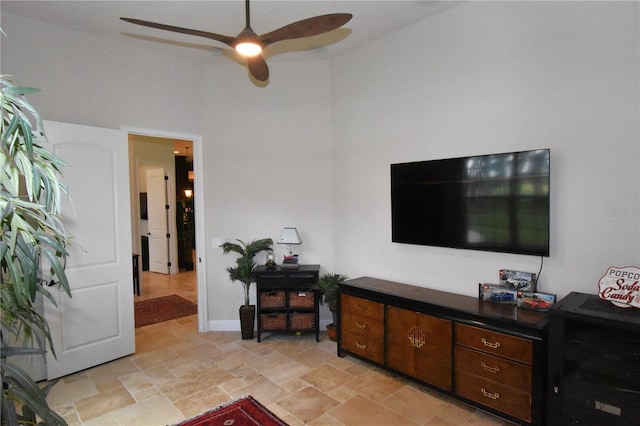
(1, 1), (461, 64)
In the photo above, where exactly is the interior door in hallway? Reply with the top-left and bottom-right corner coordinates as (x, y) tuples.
(146, 167), (170, 274)
(42, 120), (135, 379)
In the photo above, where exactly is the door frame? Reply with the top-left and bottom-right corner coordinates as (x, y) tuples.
(122, 126), (208, 332)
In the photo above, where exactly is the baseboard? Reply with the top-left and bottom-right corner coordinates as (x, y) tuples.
(319, 319), (332, 328)
(207, 320), (240, 332)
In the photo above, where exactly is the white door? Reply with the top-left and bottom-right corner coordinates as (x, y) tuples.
(146, 168), (170, 274)
(43, 121), (135, 379)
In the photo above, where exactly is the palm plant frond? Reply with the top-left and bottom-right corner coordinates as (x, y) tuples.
(313, 273), (349, 324)
(2, 73), (70, 425)
(220, 238), (273, 306)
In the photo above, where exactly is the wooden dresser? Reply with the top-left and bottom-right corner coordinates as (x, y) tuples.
(455, 323), (534, 422)
(338, 277), (548, 425)
(340, 294), (385, 364)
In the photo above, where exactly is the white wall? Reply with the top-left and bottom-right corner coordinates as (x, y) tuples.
(331, 1), (639, 299)
(0, 11), (336, 327)
(2, 1), (638, 329)
(0, 14), (202, 133)
(200, 60), (335, 325)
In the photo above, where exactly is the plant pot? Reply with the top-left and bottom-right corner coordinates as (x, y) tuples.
(239, 305), (255, 340)
(326, 323), (337, 342)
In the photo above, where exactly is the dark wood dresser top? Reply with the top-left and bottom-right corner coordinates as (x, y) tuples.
(342, 276), (547, 330)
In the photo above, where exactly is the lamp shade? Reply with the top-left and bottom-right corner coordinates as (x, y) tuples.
(277, 227), (302, 245)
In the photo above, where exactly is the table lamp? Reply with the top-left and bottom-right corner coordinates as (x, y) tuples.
(277, 227), (302, 268)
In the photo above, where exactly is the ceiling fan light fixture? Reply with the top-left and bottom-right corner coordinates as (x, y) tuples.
(122, 0), (353, 81)
(235, 41), (262, 57)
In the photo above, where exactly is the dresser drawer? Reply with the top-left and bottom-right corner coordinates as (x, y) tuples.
(341, 294), (384, 321)
(257, 275), (287, 289)
(455, 323), (533, 364)
(341, 329), (385, 364)
(455, 346), (531, 392)
(288, 274), (317, 288)
(288, 291), (315, 309)
(260, 290), (286, 309)
(455, 370), (532, 423)
(341, 311), (384, 341)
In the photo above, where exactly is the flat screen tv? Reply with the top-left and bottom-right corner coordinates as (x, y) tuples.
(391, 149), (550, 257)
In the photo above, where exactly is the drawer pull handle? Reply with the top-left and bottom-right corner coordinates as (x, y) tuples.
(355, 304), (368, 313)
(355, 341), (367, 350)
(481, 388), (500, 400)
(355, 321), (367, 330)
(481, 362), (500, 373)
(481, 338), (501, 349)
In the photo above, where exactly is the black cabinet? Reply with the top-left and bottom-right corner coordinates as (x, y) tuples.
(254, 265), (320, 342)
(547, 292), (640, 426)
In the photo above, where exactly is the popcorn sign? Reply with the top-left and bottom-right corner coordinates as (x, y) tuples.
(598, 266), (640, 308)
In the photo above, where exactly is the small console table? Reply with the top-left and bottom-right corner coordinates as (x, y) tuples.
(338, 276), (548, 425)
(254, 264), (320, 342)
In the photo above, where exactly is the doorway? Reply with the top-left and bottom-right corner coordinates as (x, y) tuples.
(125, 126), (208, 332)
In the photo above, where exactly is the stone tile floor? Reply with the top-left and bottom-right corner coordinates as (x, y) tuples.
(136, 269), (197, 304)
(46, 269), (513, 425)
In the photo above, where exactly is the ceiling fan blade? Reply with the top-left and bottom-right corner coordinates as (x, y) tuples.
(121, 17), (236, 48)
(247, 55), (269, 82)
(260, 13), (353, 46)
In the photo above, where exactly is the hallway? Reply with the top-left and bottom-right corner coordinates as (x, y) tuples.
(137, 268), (197, 304)
(136, 248), (197, 304)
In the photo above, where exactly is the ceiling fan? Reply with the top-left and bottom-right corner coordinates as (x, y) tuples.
(121, 0), (352, 82)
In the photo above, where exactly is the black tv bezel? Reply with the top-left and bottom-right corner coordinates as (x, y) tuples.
(390, 149), (550, 257)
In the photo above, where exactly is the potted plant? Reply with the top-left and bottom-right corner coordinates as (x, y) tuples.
(314, 273), (348, 341)
(1, 75), (71, 424)
(220, 238), (273, 339)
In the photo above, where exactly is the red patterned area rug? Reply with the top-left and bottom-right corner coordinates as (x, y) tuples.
(175, 396), (288, 426)
(134, 294), (197, 328)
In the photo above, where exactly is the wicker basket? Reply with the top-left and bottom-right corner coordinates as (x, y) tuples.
(260, 291), (285, 309)
(289, 312), (315, 330)
(288, 291), (315, 308)
(261, 313), (286, 330)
